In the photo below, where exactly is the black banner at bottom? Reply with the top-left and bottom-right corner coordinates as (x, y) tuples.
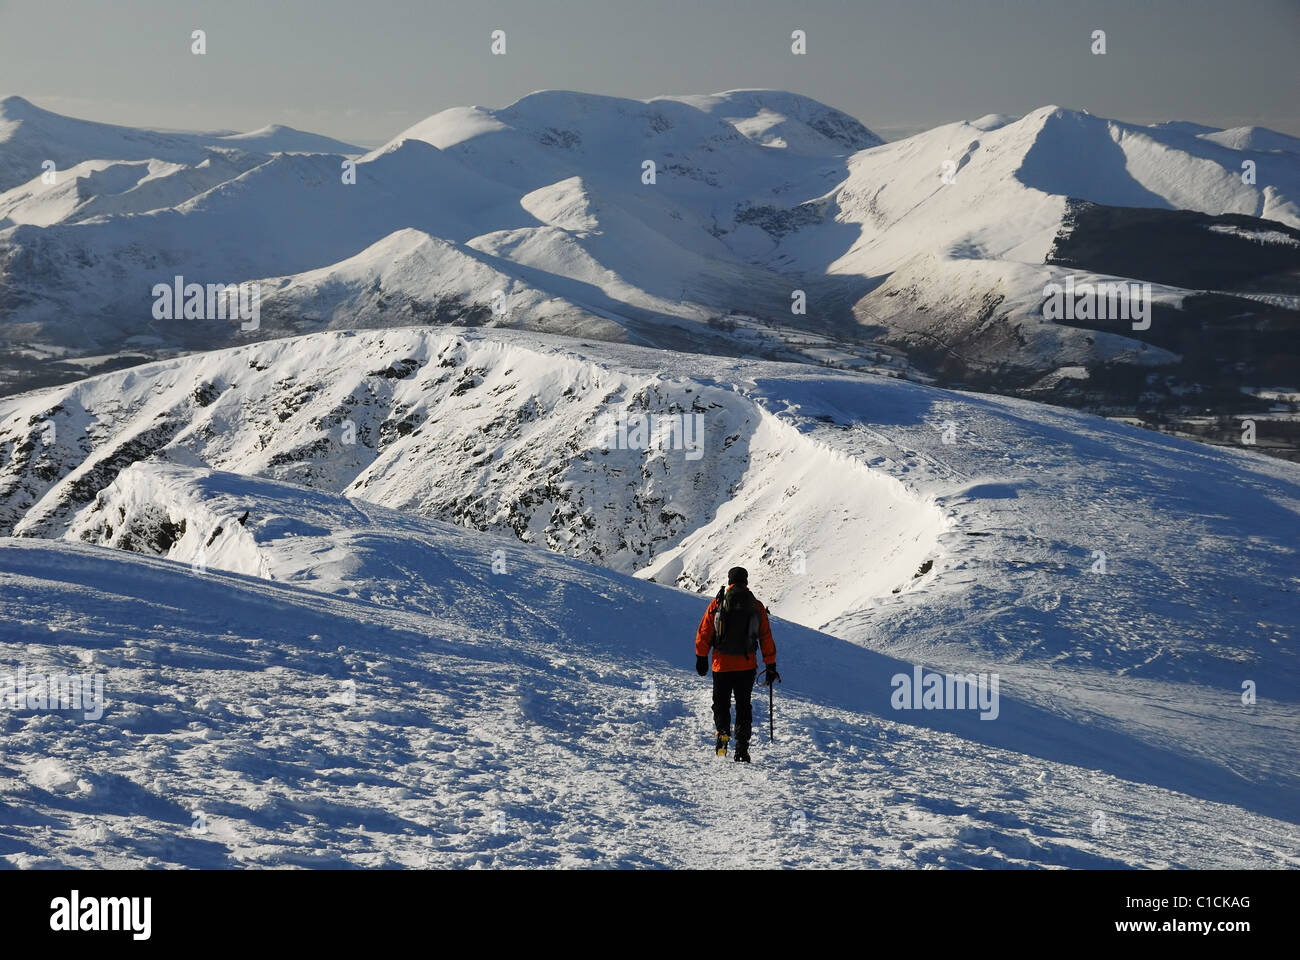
(0, 868), (1285, 946)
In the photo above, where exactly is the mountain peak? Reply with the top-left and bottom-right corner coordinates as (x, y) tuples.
(661, 89), (883, 150)
(0, 95), (38, 118)
(215, 122), (362, 154)
(969, 113), (1018, 132)
(1024, 104), (1068, 120)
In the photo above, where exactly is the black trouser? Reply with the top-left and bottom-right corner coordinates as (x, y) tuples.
(712, 668), (756, 744)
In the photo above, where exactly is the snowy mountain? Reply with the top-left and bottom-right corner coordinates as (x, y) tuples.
(0, 326), (1296, 867)
(0, 94), (361, 194)
(0, 89), (870, 369)
(3, 91), (1296, 457)
(834, 107), (1300, 443)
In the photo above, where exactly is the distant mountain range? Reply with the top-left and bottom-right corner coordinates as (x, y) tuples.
(1, 90), (1296, 455)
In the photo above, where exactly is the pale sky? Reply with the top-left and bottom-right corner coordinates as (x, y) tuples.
(1, 0), (1297, 144)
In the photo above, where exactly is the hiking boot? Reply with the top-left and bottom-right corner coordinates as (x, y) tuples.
(734, 742), (750, 763)
(715, 732), (730, 756)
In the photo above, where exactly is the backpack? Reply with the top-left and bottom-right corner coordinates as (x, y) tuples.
(713, 585), (761, 656)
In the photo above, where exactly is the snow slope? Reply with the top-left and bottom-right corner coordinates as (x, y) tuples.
(254, 227), (627, 342)
(1, 326), (1296, 845)
(2, 473), (1296, 869)
(0, 154), (268, 228)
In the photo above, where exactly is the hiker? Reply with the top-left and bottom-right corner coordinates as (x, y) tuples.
(694, 566), (779, 763)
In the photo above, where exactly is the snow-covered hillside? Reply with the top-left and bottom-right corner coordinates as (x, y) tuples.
(1, 327), (1296, 866)
(1, 473), (1295, 868)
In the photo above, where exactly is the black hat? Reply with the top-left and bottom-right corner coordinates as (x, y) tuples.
(727, 566), (749, 585)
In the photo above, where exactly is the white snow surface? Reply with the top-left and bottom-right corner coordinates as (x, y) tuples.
(0, 326), (1297, 867)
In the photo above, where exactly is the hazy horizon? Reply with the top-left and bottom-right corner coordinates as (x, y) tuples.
(1, 0), (1297, 144)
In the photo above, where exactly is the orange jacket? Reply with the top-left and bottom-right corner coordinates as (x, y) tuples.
(696, 585), (777, 673)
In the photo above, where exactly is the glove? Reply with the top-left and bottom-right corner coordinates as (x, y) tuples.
(695, 655), (709, 676)
(763, 664), (781, 685)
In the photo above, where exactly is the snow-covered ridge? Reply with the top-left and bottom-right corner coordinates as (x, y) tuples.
(381, 88), (881, 158)
(829, 103), (1300, 278)
(0, 328), (947, 634)
(0, 94), (361, 192)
